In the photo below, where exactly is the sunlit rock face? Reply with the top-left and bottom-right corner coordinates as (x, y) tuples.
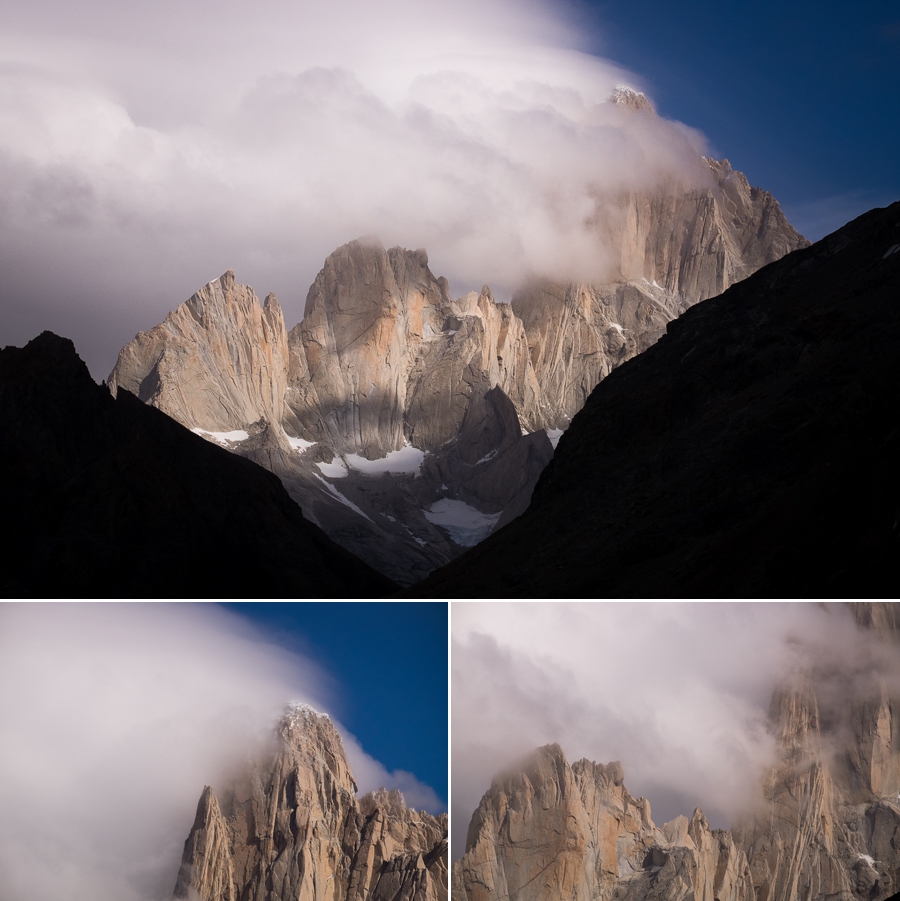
(453, 605), (900, 901)
(109, 271), (289, 436)
(454, 744), (752, 901)
(108, 155), (805, 583)
(174, 705), (447, 901)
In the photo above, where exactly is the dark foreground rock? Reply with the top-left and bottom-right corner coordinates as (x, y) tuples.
(413, 202), (900, 598)
(0, 332), (396, 598)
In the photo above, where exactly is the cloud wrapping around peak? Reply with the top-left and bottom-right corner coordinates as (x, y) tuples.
(0, 603), (441, 901)
(451, 602), (894, 861)
(0, 0), (710, 375)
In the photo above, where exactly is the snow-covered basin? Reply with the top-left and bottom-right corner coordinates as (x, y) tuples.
(424, 499), (501, 547)
(316, 444), (425, 478)
(345, 445), (425, 475)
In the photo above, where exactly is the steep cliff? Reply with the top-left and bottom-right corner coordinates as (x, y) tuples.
(455, 744), (753, 901)
(453, 606), (900, 901)
(174, 704), (447, 901)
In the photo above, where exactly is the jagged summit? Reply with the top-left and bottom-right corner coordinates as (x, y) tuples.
(610, 85), (654, 112)
(173, 693), (447, 901)
(284, 700), (328, 721)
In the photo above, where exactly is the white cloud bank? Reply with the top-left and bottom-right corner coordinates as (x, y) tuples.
(0, 603), (441, 901)
(0, 0), (711, 376)
(451, 602), (900, 861)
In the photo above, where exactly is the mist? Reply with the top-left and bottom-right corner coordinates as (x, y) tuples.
(0, 603), (441, 901)
(451, 602), (898, 861)
(0, 0), (711, 377)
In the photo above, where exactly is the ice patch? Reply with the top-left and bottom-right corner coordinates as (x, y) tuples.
(344, 444), (425, 475)
(883, 244), (900, 259)
(414, 537), (427, 546)
(476, 449), (498, 465)
(316, 457), (349, 478)
(284, 431), (316, 453)
(313, 475), (373, 521)
(191, 427), (250, 444)
(424, 498), (501, 547)
(546, 428), (564, 449)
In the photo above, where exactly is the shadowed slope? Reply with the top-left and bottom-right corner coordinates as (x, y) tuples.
(414, 202), (900, 598)
(0, 332), (396, 598)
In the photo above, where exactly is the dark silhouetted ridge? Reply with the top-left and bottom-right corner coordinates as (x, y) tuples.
(0, 332), (396, 597)
(413, 202), (900, 598)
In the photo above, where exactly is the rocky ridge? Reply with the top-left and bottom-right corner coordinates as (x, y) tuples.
(109, 126), (807, 583)
(174, 704), (447, 901)
(453, 605), (900, 901)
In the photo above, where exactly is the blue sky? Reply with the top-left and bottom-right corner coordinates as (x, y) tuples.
(577, 0), (899, 239)
(227, 602), (448, 805)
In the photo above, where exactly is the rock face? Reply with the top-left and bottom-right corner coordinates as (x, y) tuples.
(108, 139), (806, 583)
(415, 201), (900, 598)
(734, 607), (900, 901)
(453, 605), (900, 901)
(173, 704), (447, 901)
(109, 271), (289, 434)
(0, 331), (395, 598)
(512, 158), (807, 428)
(455, 744), (753, 901)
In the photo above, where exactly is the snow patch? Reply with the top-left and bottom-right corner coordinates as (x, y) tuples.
(284, 432), (316, 453)
(316, 457), (349, 478)
(313, 475), (373, 521)
(191, 427), (250, 445)
(286, 701), (325, 721)
(424, 498), (501, 547)
(858, 854), (876, 868)
(476, 449), (498, 465)
(883, 244), (900, 259)
(344, 444), (425, 475)
(546, 428), (564, 449)
(608, 322), (625, 334)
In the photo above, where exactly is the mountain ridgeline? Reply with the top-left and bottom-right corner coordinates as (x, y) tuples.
(453, 604), (900, 901)
(109, 151), (806, 584)
(174, 705), (447, 901)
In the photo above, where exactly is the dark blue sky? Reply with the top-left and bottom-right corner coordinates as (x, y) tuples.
(574, 0), (899, 239)
(225, 602), (447, 806)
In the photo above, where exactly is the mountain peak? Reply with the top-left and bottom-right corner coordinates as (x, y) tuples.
(610, 85), (654, 113)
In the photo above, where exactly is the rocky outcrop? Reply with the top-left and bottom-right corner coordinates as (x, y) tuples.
(453, 606), (900, 901)
(174, 704), (446, 901)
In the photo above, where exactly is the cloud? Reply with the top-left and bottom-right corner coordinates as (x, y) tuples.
(0, 603), (441, 901)
(0, 0), (710, 377)
(451, 602), (896, 861)
(341, 728), (446, 813)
